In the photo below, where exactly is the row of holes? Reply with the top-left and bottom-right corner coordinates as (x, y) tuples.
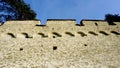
(3, 31), (120, 38)
(20, 44), (88, 51)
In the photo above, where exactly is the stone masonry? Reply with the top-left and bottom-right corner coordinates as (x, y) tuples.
(0, 19), (120, 68)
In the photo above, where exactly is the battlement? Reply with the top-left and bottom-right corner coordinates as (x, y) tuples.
(2, 19), (120, 26)
(81, 19), (109, 26)
(0, 19), (119, 38)
(46, 19), (76, 26)
(0, 19), (120, 67)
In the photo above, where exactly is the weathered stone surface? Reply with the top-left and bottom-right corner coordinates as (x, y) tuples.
(0, 20), (120, 68)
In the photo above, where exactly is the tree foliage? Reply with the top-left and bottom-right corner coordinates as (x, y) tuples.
(0, 0), (19, 23)
(0, 0), (36, 23)
(3, 0), (36, 20)
(105, 14), (120, 25)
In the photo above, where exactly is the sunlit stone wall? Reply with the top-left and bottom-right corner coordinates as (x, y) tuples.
(0, 19), (120, 68)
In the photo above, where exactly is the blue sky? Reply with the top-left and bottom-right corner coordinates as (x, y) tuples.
(24, 0), (120, 24)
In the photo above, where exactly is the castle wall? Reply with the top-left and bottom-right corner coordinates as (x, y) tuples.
(0, 20), (120, 68)
(0, 20), (119, 38)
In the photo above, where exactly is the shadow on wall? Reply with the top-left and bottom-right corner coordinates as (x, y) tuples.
(65, 32), (75, 37)
(22, 33), (33, 38)
(111, 31), (120, 35)
(4, 31), (119, 38)
(38, 33), (48, 38)
(88, 31), (98, 36)
(7, 33), (16, 38)
(99, 31), (109, 36)
(77, 32), (87, 37)
(52, 32), (62, 38)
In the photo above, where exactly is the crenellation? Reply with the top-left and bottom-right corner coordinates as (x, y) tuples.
(0, 20), (119, 34)
(0, 19), (120, 67)
(81, 20), (109, 26)
(46, 19), (76, 27)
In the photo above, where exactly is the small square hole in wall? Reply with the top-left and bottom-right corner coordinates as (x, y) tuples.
(53, 46), (57, 50)
(53, 36), (56, 38)
(84, 44), (87, 46)
(20, 48), (23, 51)
(95, 22), (98, 26)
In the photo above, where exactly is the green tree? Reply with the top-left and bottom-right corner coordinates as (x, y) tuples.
(105, 14), (120, 25)
(3, 0), (36, 20)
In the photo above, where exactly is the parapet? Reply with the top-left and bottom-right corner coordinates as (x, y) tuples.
(46, 19), (76, 26)
(2, 19), (120, 27)
(4, 20), (41, 25)
(81, 19), (109, 26)
(0, 19), (120, 39)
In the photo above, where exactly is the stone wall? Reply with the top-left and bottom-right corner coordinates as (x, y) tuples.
(0, 19), (120, 68)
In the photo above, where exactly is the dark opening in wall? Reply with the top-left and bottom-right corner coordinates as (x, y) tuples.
(36, 25), (46, 27)
(88, 31), (98, 36)
(99, 31), (109, 35)
(53, 36), (56, 38)
(52, 32), (62, 38)
(38, 33), (48, 38)
(76, 24), (80, 26)
(80, 21), (84, 26)
(7, 33), (16, 38)
(77, 32), (87, 37)
(22, 33), (32, 38)
(95, 22), (98, 26)
(53, 46), (57, 50)
(111, 31), (120, 35)
(65, 32), (75, 37)
(84, 44), (87, 46)
(20, 48), (23, 51)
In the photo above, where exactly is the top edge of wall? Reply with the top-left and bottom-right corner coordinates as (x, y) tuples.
(2, 19), (120, 26)
(47, 19), (76, 21)
(6, 19), (41, 21)
(4, 20), (41, 25)
(81, 19), (106, 22)
(46, 19), (76, 26)
(81, 19), (120, 26)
